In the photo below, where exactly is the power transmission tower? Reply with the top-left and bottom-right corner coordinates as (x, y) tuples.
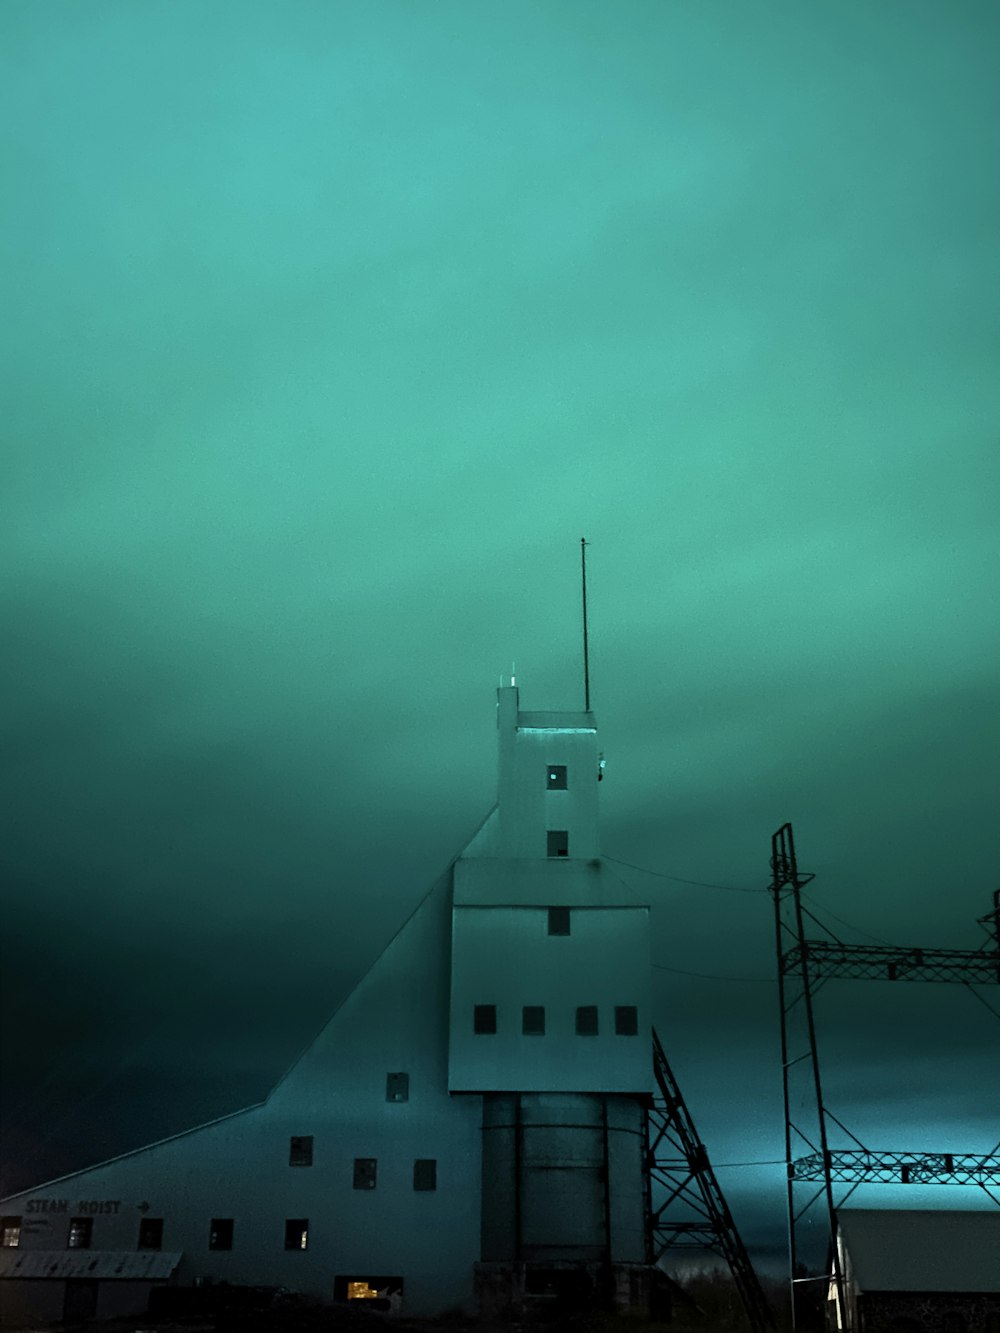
(770, 822), (1000, 1331)
(647, 1028), (775, 1333)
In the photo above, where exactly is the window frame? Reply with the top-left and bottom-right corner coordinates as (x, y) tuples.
(353, 1157), (378, 1190)
(284, 1218), (309, 1251)
(209, 1218), (234, 1251)
(288, 1135), (314, 1167)
(137, 1217), (164, 1251)
(412, 1158), (437, 1191)
(546, 764), (568, 790)
(576, 1005), (599, 1036)
(67, 1217), (93, 1250)
(522, 1004), (546, 1036)
(473, 1003), (497, 1034)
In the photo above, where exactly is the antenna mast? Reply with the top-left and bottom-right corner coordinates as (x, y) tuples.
(580, 536), (590, 711)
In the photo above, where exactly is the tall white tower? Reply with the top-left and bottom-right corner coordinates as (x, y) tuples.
(449, 684), (653, 1306)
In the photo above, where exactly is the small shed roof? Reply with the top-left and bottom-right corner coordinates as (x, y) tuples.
(838, 1209), (1000, 1293)
(0, 1249), (181, 1280)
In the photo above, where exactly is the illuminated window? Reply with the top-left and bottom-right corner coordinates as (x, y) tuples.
(334, 1275), (404, 1305)
(289, 1135), (313, 1166)
(386, 1072), (409, 1102)
(522, 1005), (545, 1035)
(68, 1218), (93, 1249)
(548, 906), (570, 936)
(473, 1004), (497, 1034)
(576, 1005), (599, 1036)
(0, 1217), (20, 1248)
(615, 1005), (638, 1036)
(209, 1218), (233, 1251)
(284, 1218), (308, 1250)
(137, 1217), (163, 1250)
(413, 1159), (437, 1191)
(547, 830), (569, 857)
(353, 1158), (377, 1190)
(546, 765), (567, 790)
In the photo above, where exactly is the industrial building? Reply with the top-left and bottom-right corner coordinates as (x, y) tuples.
(0, 683), (656, 1325)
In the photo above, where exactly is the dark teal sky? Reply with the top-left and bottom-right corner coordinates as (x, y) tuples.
(2, 0), (998, 1260)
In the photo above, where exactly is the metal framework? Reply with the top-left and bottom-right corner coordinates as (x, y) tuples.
(647, 1027), (775, 1333)
(770, 822), (1000, 1331)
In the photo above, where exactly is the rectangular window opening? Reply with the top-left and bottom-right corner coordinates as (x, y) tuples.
(576, 1005), (599, 1036)
(547, 830), (569, 858)
(522, 1005), (546, 1036)
(209, 1218), (234, 1251)
(334, 1275), (404, 1308)
(615, 1005), (639, 1036)
(547, 906), (570, 936)
(284, 1218), (309, 1251)
(0, 1217), (21, 1248)
(67, 1218), (93, 1250)
(546, 765), (567, 790)
(289, 1134), (313, 1166)
(473, 1003), (497, 1034)
(137, 1218), (163, 1251)
(413, 1158), (437, 1191)
(386, 1072), (409, 1102)
(353, 1158), (377, 1190)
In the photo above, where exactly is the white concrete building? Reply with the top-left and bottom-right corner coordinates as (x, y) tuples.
(0, 684), (653, 1326)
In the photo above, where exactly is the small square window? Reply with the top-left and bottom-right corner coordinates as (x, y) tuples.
(546, 765), (567, 790)
(289, 1135), (314, 1166)
(137, 1217), (163, 1251)
(285, 1218), (309, 1250)
(353, 1158), (377, 1190)
(386, 1072), (409, 1102)
(67, 1218), (93, 1250)
(547, 830), (569, 857)
(413, 1159), (437, 1191)
(576, 1005), (599, 1036)
(0, 1217), (21, 1248)
(473, 1004), (497, 1034)
(522, 1005), (545, 1035)
(615, 1005), (639, 1036)
(547, 906), (570, 936)
(209, 1218), (234, 1251)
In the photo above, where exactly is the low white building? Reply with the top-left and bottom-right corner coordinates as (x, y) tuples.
(833, 1208), (1000, 1333)
(0, 684), (654, 1326)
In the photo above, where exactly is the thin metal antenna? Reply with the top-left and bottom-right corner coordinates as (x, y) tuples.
(580, 537), (590, 711)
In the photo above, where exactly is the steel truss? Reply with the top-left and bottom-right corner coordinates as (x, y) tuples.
(647, 1027), (775, 1333)
(770, 822), (1000, 1331)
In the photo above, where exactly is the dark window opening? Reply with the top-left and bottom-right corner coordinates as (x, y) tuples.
(137, 1217), (163, 1251)
(546, 765), (567, 790)
(334, 1275), (404, 1310)
(353, 1158), (377, 1190)
(547, 906), (570, 936)
(289, 1135), (313, 1166)
(67, 1218), (93, 1250)
(547, 830), (569, 857)
(284, 1218), (309, 1250)
(386, 1072), (409, 1102)
(615, 1005), (639, 1036)
(413, 1158), (437, 1191)
(209, 1218), (234, 1251)
(1, 1217), (21, 1248)
(473, 1003), (497, 1034)
(576, 1005), (599, 1036)
(522, 1005), (546, 1035)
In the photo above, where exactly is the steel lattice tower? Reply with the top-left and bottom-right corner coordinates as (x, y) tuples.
(770, 822), (1000, 1330)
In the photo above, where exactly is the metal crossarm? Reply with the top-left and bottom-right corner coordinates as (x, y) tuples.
(647, 1028), (775, 1333)
(791, 1150), (1000, 1186)
(781, 942), (1000, 984)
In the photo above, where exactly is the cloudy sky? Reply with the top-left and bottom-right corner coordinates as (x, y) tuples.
(2, 0), (998, 1269)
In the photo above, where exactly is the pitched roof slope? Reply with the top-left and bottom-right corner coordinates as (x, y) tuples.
(839, 1209), (1000, 1292)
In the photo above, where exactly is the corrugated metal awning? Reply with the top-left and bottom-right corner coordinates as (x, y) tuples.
(0, 1250), (181, 1280)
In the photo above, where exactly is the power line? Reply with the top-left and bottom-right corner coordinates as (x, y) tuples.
(604, 854), (767, 894)
(653, 961), (772, 984)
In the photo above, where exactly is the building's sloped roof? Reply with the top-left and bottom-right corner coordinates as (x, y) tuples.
(839, 1209), (1000, 1292)
(0, 1250), (181, 1280)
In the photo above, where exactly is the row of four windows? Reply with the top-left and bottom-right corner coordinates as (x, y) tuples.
(473, 1004), (638, 1036)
